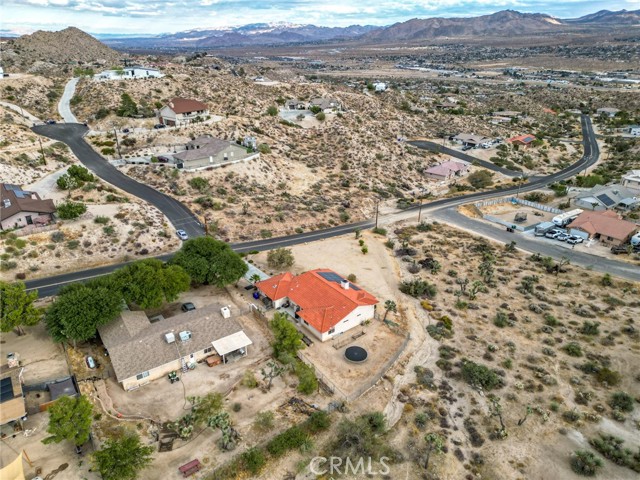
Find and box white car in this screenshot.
[567,236,584,245]
[176,229,189,241]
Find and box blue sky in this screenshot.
[2,0,635,35]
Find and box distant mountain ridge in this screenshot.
[565,9,640,24]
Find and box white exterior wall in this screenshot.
[299,304,375,342]
[629,127,640,136]
[0,211,48,230]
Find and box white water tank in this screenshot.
[165,332,175,344]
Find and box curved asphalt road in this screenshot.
[32,123,204,239]
[27,115,635,296]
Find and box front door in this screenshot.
[25,215,33,225]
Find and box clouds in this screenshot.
[2,0,630,34]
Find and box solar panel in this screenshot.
[317,271,361,290]
[596,194,615,207]
[0,377,14,403]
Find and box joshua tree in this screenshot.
[383,300,397,321]
[423,432,445,469]
[261,361,285,391]
[249,274,261,284]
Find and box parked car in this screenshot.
[157,156,170,163]
[545,229,563,239]
[46,119,57,125]
[122,128,130,133]
[176,229,188,240]
[86,356,96,369]
[610,244,640,254]
[181,302,196,312]
[567,236,584,245]
[154,124,166,129]
[481,143,491,149]
[462,145,472,151]
[556,233,571,242]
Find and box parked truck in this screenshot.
[552,209,583,227]
[534,221,557,236]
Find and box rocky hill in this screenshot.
[363,10,564,42]
[566,9,640,24]
[3,27,122,73]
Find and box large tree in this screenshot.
[0,281,42,335]
[111,259,190,309]
[172,237,247,287]
[267,248,295,270]
[43,395,93,446]
[45,281,122,343]
[270,312,304,361]
[92,431,154,480]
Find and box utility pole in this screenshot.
[113,127,122,159]
[374,198,380,230]
[37,137,46,165]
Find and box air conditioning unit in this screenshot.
[221,306,231,319]
[165,332,175,344]
[179,331,192,342]
[340,280,350,290]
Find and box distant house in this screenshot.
[493,110,521,118]
[373,82,387,92]
[508,134,536,147]
[285,99,307,111]
[308,97,341,113]
[95,66,163,81]
[0,183,56,231]
[567,210,638,246]
[566,109,583,116]
[242,136,257,150]
[173,135,259,171]
[452,133,491,147]
[574,184,639,212]
[158,97,209,126]
[627,125,640,136]
[0,366,26,426]
[596,107,620,118]
[425,160,470,181]
[436,102,457,110]
[255,269,378,342]
[99,304,252,391]
[621,170,640,194]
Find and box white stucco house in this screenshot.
[95,66,163,81]
[255,269,378,342]
[158,97,209,126]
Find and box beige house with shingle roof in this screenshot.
[173,136,259,171]
[99,304,252,391]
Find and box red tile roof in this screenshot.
[166,97,208,114]
[568,210,638,240]
[256,269,378,334]
[508,134,536,145]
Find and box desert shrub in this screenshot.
[94,216,110,224]
[258,143,271,154]
[580,321,600,336]
[232,403,242,412]
[306,411,331,433]
[267,247,294,269]
[57,201,87,220]
[601,273,613,287]
[468,170,494,189]
[14,239,27,249]
[609,392,635,412]
[589,434,640,472]
[595,368,621,386]
[295,361,318,394]
[241,447,266,475]
[372,227,387,235]
[253,411,274,433]
[66,240,80,250]
[493,311,509,328]
[242,370,258,388]
[266,106,278,116]
[563,410,582,423]
[347,273,357,282]
[188,177,209,192]
[461,360,502,391]
[563,342,583,357]
[570,450,603,476]
[101,147,116,155]
[543,313,559,326]
[266,426,307,457]
[399,279,437,299]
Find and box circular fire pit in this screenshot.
[344,346,368,363]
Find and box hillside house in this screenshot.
[0,183,55,230]
[567,210,638,246]
[425,160,469,181]
[621,170,640,194]
[95,66,163,81]
[99,304,252,391]
[508,134,536,147]
[596,107,620,118]
[285,99,307,110]
[308,97,342,113]
[452,133,491,148]
[173,136,259,171]
[242,136,257,150]
[158,97,209,126]
[627,125,640,136]
[493,110,521,118]
[574,185,639,212]
[255,269,378,342]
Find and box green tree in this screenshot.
[57,201,87,220]
[295,361,318,394]
[423,432,445,470]
[309,105,322,114]
[43,395,93,446]
[467,170,495,189]
[45,281,122,343]
[111,259,190,309]
[316,112,326,121]
[267,247,295,269]
[383,300,397,321]
[56,174,80,194]
[270,312,304,361]
[0,281,43,335]
[172,237,247,287]
[92,431,154,480]
[116,93,138,117]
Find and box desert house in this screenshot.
[285,99,307,110]
[0,365,26,426]
[255,269,378,342]
[627,125,640,136]
[507,134,536,147]
[424,160,470,181]
[242,136,257,150]
[573,184,639,212]
[158,97,209,126]
[596,107,620,118]
[621,170,640,194]
[0,183,56,230]
[452,133,491,148]
[95,66,163,81]
[308,97,342,113]
[567,210,638,246]
[493,110,521,118]
[373,82,387,92]
[99,304,252,391]
[173,135,259,171]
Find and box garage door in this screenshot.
[569,229,589,240]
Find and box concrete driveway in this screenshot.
[58,77,79,123]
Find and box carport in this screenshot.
[212,331,252,364]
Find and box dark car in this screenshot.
[181,302,196,312]
[462,145,472,151]
[122,128,130,133]
[154,124,166,129]
[157,156,170,163]
[46,119,57,125]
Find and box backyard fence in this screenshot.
[473,196,562,214]
[12,224,57,238]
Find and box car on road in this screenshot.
[176,229,188,240]
[611,244,640,254]
[556,233,571,242]
[481,143,491,149]
[154,124,166,129]
[46,119,57,124]
[181,302,196,312]
[545,229,563,239]
[86,356,96,369]
[157,156,170,163]
[567,236,584,245]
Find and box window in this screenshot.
[303,320,309,326]
[328,327,335,334]
[136,371,149,380]
[204,347,213,354]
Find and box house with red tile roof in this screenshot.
[255,269,378,342]
[567,210,638,246]
[158,97,209,126]
[508,134,536,147]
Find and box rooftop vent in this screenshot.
[221,306,231,319]
[340,280,350,290]
[179,331,192,342]
[165,332,175,344]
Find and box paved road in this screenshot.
[0,101,42,123]
[407,140,519,177]
[27,115,629,296]
[31,123,204,239]
[58,77,79,123]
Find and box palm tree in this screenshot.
[250,274,261,285]
[383,300,397,321]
